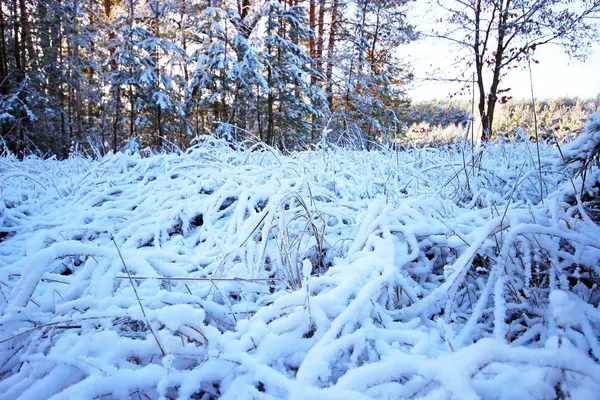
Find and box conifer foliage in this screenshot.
[0,0,416,157]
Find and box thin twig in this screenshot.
[115,276,280,282]
[111,236,166,357]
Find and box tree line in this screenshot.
[0,0,415,157]
[407,96,600,140]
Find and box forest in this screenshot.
[1,1,600,399]
[2,0,599,156]
[1,0,418,156]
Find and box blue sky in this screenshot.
[404,2,600,101]
[406,42,600,101]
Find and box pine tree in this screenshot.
[325,0,415,148]
[0,0,413,155]
[262,0,327,148]
[187,4,242,139]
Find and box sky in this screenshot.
[403,2,600,102]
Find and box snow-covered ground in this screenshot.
[1,137,599,399]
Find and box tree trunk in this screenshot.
[267,65,274,145]
[180,0,189,82]
[309,0,326,141]
[0,6,8,96]
[104,0,120,152]
[482,0,511,142]
[127,0,135,140]
[13,0,28,157]
[473,0,487,142]
[58,19,67,152]
[256,89,263,141]
[12,0,20,74]
[129,84,135,138]
[87,10,96,129]
[326,0,339,109]
[18,0,28,71]
[0,5,8,145]
[152,4,163,148]
[73,0,82,140]
[309,0,316,84]
[316,0,325,77]
[66,17,74,151]
[113,85,120,153]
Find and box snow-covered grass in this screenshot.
[1,137,599,399]
[405,122,469,146]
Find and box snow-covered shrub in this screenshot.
[562,110,600,177]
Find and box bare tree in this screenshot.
[431,0,600,141]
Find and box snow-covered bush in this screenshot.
[562,110,600,177]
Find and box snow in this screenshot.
[550,290,579,329]
[1,136,599,399]
[561,110,600,175]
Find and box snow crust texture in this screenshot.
[1,137,599,399]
